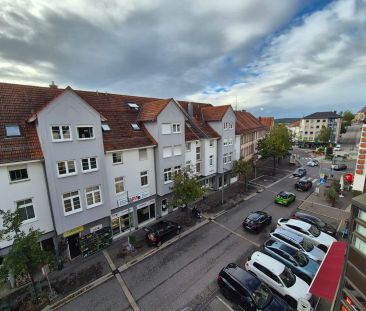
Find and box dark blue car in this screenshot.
[218,263,289,310]
[263,239,320,284]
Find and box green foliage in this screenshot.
[324,187,338,207]
[342,110,355,124]
[232,157,253,191]
[316,126,332,143]
[331,180,341,194]
[257,124,292,174]
[0,209,23,240]
[325,146,333,160]
[171,168,205,209]
[341,122,347,134]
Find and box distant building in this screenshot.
[258,117,275,130]
[299,111,342,144]
[354,107,366,122]
[334,193,366,311]
[287,120,300,142]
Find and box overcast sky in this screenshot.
[1,0,365,118]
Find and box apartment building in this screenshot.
[235,111,268,161]
[287,120,301,142]
[0,82,265,261]
[299,111,342,144]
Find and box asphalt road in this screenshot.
[60,168,322,311]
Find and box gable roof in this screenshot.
[303,111,341,119]
[200,105,231,121]
[235,111,268,135]
[259,116,275,128]
[288,120,300,127]
[136,98,172,122]
[0,82,161,164]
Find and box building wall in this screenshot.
[0,161,54,250]
[201,138,217,177]
[144,100,186,196]
[36,91,111,235]
[300,118,341,143]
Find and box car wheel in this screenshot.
[157,241,162,247]
[284,295,297,308]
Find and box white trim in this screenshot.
[0,159,42,167]
[15,197,37,223]
[50,125,72,142]
[81,157,99,173]
[57,160,77,178]
[76,125,95,140]
[140,170,149,187]
[85,185,103,209]
[105,145,156,153]
[172,123,181,133]
[63,190,82,216]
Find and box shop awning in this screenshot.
[309,241,347,301]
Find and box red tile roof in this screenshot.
[289,120,300,127]
[201,105,231,121]
[235,111,268,135]
[185,123,200,141]
[259,117,275,129]
[0,82,162,164]
[136,99,172,122]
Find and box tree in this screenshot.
[232,157,253,191]
[257,124,292,175]
[0,209,55,301]
[170,168,205,210]
[316,126,332,144]
[342,110,355,126]
[324,187,338,207]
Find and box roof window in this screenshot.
[5,125,21,137]
[131,123,141,131]
[128,103,139,110]
[101,123,111,132]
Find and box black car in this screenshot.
[295,178,312,191]
[243,211,272,233]
[144,221,181,246]
[218,263,289,311]
[333,163,347,171]
[293,167,307,177]
[292,212,336,237]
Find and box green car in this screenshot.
[274,191,296,206]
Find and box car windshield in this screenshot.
[314,218,326,228]
[293,251,309,267]
[300,238,314,251]
[252,283,273,309]
[309,225,321,237]
[279,267,296,288]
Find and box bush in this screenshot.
[324,187,338,207]
[331,180,341,194]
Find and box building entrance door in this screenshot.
[67,234,81,259]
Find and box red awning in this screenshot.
[309,241,347,301]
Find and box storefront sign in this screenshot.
[63,225,84,238]
[90,224,103,233]
[112,207,133,219]
[136,198,155,209]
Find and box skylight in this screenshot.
[5,125,21,137]
[128,103,139,110]
[131,123,141,131]
[101,123,111,132]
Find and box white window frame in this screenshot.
[196,146,201,161]
[140,171,149,187]
[5,124,21,137]
[16,198,36,224]
[174,165,181,175]
[228,138,233,145]
[223,153,228,164]
[223,139,228,146]
[164,168,172,184]
[76,125,95,140]
[186,142,191,152]
[209,140,214,147]
[8,167,29,183]
[163,146,172,158]
[223,122,227,130]
[196,162,201,173]
[57,160,77,177]
[139,148,147,161]
[209,155,214,166]
[51,125,72,142]
[115,176,125,194]
[228,152,232,163]
[63,190,82,216]
[229,122,233,129]
[85,185,103,208]
[173,145,182,156]
[81,157,98,173]
[112,152,123,164]
[172,123,181,133]
[162,123,171,135]
[186,160,191,171]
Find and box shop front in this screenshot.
[111,207,134,238]
[137,199,156,227]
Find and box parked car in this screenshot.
[245,251,312,307]
[306,159,319,167]
[217,263,289,311]
[292,212,337,237]
[274,191,296,206]
[277,218,336,252]
[334,144,342,151]
[263,239,320,285]
[293,167,306,178]
[243,211,272,233]
[295,178,312,191]
[144,221,181,246]
[270,228,325,263]
[332,163,347,171]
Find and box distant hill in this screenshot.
[275,118,300,124]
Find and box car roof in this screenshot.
[149,221,173,230]
[223,263,261,291]
[273,228,304,243]
[285,219,311,230]
[247,211,266,219]
[294,212,319,222]
[251,251,285,275]
[269,240,298,256]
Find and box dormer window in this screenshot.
[131,123,141,131]
[101,123,111,132]
[128,103,139,110]
[5,125,21,137]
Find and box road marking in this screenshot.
[288,176,294,179]
[312,178,318,183]
[216,296,235,311]
[211,219,261,248]
[103,249,116,271]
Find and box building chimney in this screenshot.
[188,102,193,117]
[49,81,58,89]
